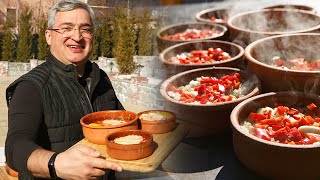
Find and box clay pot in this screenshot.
[138,110,177,134]
[227,9,320,46]
[156,22,228,53]
[230,91,320,179]
[195,8,230,25]
[106,130,154,160]
[263,4,316,13]
[5,163,18,177]
[160,67,261,136]
[159,40,244,76]
[245,33,320,93]
[80,110,138,145]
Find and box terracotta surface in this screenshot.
[159,40,244,76]
[138,110,177,134]
[245,33,320,93]
[156,22,228,53]
[263,4,316,13]
[230,92,320,179]
[160,67,261,136]
[80,110,139,145]
[5,164,18,177]
[227,9,320,46]
[106,130,154,160]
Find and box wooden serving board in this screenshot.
[78,124,189,172]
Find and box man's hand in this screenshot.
[54,144,122,180]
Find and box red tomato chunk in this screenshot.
[242,103,320,145]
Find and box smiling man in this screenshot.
[5,0,123,179]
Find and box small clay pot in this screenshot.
[106,130,154,160]
[245,33,320,93]
[80,110,139,145]
[159,40,244,76]
[5,163,18,177]
[156,22,228,53]
[227,9,320,46]
[160,66,261,136]
[230,91,320,179]
[138,110,177,134]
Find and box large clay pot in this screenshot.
[245,33,320,93]
[227,9,320,46]
[230,91,320,179]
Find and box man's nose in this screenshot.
[71,29,83,41]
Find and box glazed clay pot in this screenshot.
[195,8,230,25]
[106,130,154,160]
[80,110,138,145]
[160,67,261,136]
[227,9,320,46]
[5,163,18,177]
[159,40,244,76]
[263,4,316,13]
[245,33,320,93]
[230,92,320,179]
[156,22,228,53]
[138,110,177,134]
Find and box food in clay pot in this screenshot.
[138,110,177,134]
[160,66,261,136]
[157,22,228,53]
[230,91,320,179]
[106,130,154,160]
[80,110,138,145]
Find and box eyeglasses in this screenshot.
[48,26,93,39]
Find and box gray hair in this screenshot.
[48,0,95,28]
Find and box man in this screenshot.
[5,0,123,179]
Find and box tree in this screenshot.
[16,6,32,62]
[37,14,49,60]
[1,19,15,61]
[137,8,153,56]
[112,7,136,74]
[99,17,113,58]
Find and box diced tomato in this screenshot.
[274,58,285,66]
[272,124,283,131]
[260,118,279,125]
[306,133,320,142]
[287,108,299,115]
[307,103,317,110]
[191,50,204,56]
[272,128,288,143]
[276,106,288,115]
[248,112,266,123]
[300,137,313,145]
[288,127,302,142]
[304,116,315,124]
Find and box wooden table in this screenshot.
[78,124,189,172]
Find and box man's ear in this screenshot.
[45,30,51,45]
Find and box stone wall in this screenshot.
[0,56,166,110]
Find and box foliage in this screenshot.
[99,17,113,58]
[37,14,49,60]
[137,9,153,56]
[16,6,32,62]
[112,7,136,74]
[1,19,15,61]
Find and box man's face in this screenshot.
[45,8,93,66]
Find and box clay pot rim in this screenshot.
[195,7,230,24]
[106,130,153,149]
[159,40,244,67]
[245,33,320,75]
[156,22,228,43]
[80,110,138,129]
[137,110,176,124]
[160,66,261,107]
[230,91,320,149]
[227,9,320,35]
[263,4,316,13]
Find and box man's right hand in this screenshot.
[54,144,122,180]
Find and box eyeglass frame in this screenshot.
[47,26,94,39]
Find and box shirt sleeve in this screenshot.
[5,80,43,174]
